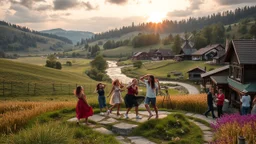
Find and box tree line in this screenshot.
[86,5,256,43]
[0,21,73,44]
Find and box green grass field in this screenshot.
[122,60,222,80]
[0,58,96,96]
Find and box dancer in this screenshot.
[140,74,160,120]
[75,86,93,125]
[215,89,225,118]
[124,79,144,119]
[240,90,251,115]
[204,87,216,118]
[95,83,108,115]
[107,79,124,116]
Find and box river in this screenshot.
[106,61,200,94]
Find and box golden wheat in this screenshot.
[0,101,75,134]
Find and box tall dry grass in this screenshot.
[156,94,207,114]
[0,101,75,134]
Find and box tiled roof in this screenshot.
[201,65,229,78]
[192,44,224,56]
[226,40,256,64]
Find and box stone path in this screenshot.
[67,111,215,144]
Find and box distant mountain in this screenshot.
[0,21,73,54]
[41,28,94,44]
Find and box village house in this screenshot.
[175,40,197,60]
[187,67,206,81]
[132,49,173,60]
[132,52,149,60]
[191,44,225,61]
[201,39,256,110]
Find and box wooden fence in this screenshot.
[0,81,112,97]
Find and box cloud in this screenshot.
[35,4,52,11]
[53,0,98,10]
[167,0,204,17]
[214,0,256,5]
[9,0,46,9]
[5,4,47,23]
[105,0,129,5]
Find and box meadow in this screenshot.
[122,60,222,80]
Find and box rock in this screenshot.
[88,114,106,122]
[127,136,156,144]
[112,123,138,135]
[115,136,130,144]
[93,127,113,135]
[99,118,118,124]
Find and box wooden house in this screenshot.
[176,40,197,60]
[154,49,174,60]
[192,44,225,61]
[132,52,149,60]
[187,67,206,81]
[201,40,256,109]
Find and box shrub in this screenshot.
[66,61,72,66]
[56,61,62,69]
[7,122,72,144]
[133,60,142,68]
[167,74,171,78]
[211,114,256,144]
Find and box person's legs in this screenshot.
[144,97,153,118]
[204,105,211,117]
[245,107,250,115]
[241,106,246,115]
[210,105,216,118]
[135,106,139,116]
[219,105,223,117]
[151,98,158,119]
[117,104,121,115]
[217,105,221,118]
[107,104,116,115]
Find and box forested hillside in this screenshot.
[86,5,256,42]
[0,21,73,54]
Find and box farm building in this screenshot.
[212,51,226,65]
[132,49,173,60]
[191,44,225,61]
[187,67,206,81]
[176,40,197,60]
[132,52,149,60]
[201,39,256,110]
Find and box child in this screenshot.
[75,86,93,125]
[95,83,108,115]
[107,79,124,116]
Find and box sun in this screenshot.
[147,12,165,23]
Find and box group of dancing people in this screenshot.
[74,74,160,125]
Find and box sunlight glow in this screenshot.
[147,12,165,23]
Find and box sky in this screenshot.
[0,0,256,33]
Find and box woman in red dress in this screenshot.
[75,86,93,125]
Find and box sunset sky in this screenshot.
[0,0,256,33]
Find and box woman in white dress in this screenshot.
[107,79,124,116]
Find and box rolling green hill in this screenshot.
[0,25,73,56]
[41,28,94,45]
[0,59,95,96]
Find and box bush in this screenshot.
[66,61,72,66]
[167,74,171,78]
[7,122,72,144]
[133,60,142,68]
[56,61,62,69]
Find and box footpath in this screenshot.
[67,111,215,144]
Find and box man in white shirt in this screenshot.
[240,90,251,115]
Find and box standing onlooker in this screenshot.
[240,90,251,115]
[107,79,124,116]
[251,96,256,115]
[140,74,160,120]
[216,89,225,118]
[204,87,216,118]
[75,86,93,125]
[95,83,108,115]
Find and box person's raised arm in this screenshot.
[156,78,160,90]
[140,74,149,82]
